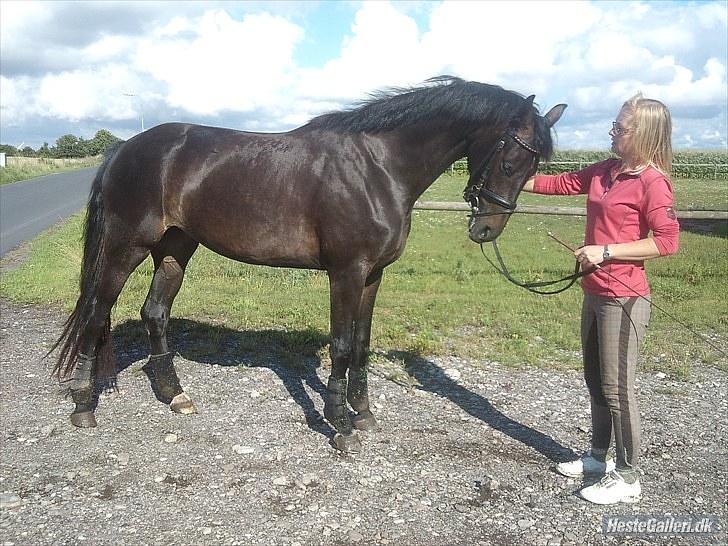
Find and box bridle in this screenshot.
[463,130,591,295]
[463,130,540,217]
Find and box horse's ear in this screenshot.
[544,104,568,127]
[511,95,537,127]
[522,95,536,114]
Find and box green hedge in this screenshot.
[452,150,728,179]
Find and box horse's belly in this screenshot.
[188,224,323,270]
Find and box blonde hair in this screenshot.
[622,93,673,173]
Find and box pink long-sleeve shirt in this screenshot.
[533,158,680,297]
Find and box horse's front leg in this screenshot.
[140,245,198,415]
[324,268,365,452]
[348,269,382,432]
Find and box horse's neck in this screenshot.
[389,125,470,204]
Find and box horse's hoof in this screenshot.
[333,432,361,453]
[170,393,197,414]
[70,411,97,428]
[352,411,378,432]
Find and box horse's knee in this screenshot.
[141,301,167,338]
[330,338,353,367]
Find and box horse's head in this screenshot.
[464,97,567,243]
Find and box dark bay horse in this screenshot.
[52,76,566,452]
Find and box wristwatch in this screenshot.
[603,245,613,260]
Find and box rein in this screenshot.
[480,241,590,295]
[482,233,728,358]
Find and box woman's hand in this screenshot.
[575,239,662,266]
[575,245,604,268]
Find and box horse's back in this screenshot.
[101,123,321,264]
[101,122,404,269]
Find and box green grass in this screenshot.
[0,156,102,185]
[1,174,725,377]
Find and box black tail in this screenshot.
[49,143,123,384]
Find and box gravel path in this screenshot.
[1,299,725,545]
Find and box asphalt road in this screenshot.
[0,167,97,256]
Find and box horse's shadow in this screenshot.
[112,318,334,437]
[111,319,574,462]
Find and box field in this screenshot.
[1,171,725,377]
[452,150,728,180]
[0,156,102,185]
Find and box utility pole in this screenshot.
[123,93,145,132]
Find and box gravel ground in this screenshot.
[0,298,726,546]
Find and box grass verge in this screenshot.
[0,156,102,185]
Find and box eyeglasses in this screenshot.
[611,122,630,136]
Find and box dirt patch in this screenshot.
[1,299,726,545]
[0,241,33,273]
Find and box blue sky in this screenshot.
[1,0,726,150]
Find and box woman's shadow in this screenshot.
[389,350,576,463]
[111,318,574,462]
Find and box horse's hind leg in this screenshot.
[69,245,150,427]
[140,229,198,414]
[349,269,383,432]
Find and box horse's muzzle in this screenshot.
[469,224,491,243]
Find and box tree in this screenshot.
[87,129,122,155]
[0,144,18,156]
[37,143,51,157]
[53,134,87,158]
[1,129,123,159]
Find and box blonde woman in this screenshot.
[522,94,680,504]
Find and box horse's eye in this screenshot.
[502,161,513,176]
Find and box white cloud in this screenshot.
[134,10,304,115]
[0,1,51,42]
[36,65,139,121]
[422,0,601,83]
[296,2,426,101]
[0,0,726,149]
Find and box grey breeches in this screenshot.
[581,292,651,475]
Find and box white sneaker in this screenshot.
[579,470,641,505]
[555,450,615,478]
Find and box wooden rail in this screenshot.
[414,201,728,220]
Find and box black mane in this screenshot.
[303,76,554,160]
